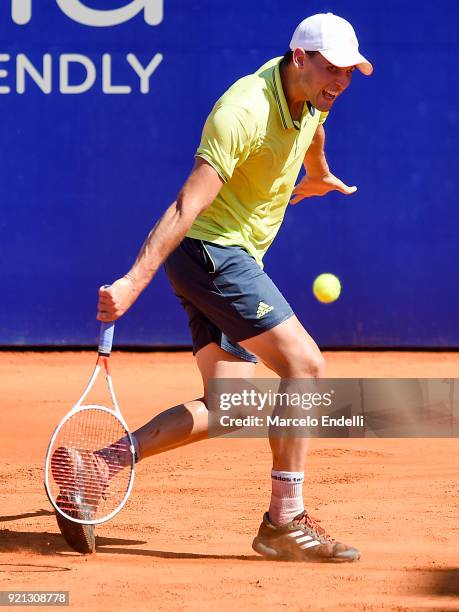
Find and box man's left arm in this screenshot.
[290,124,357,204]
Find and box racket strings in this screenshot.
[49,407,133,521]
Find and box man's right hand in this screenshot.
[97,277,139,322]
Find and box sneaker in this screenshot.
[252,511,360,562]
[51,446,109,510]
[55,493,95,554]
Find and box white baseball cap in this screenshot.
[290,13,373,76]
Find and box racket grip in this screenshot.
[99,322,115,356]
[98,285,115,356]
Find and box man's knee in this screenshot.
[308,352,326,378]
[279,351,326,378]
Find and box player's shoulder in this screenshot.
[217,57,282,121]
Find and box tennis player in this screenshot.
[94,13,373,561]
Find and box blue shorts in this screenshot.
[164,238,294,363]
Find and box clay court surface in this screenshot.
[1,351,458,611]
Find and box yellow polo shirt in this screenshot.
[187,56,328,267]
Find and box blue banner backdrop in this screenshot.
[1,1,458,347]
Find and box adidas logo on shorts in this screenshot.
[256,301,274,319]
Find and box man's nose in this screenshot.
[334,76,348,91]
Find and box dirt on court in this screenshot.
[1,351,458,611]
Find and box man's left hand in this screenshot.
[290,173,357,204]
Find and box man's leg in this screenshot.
[242,313,324,470]
[240,316,360,561]
[240,315,322,523]
[133,342,256,459]
[57,343,252,555]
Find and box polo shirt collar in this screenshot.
[273,60,316,131]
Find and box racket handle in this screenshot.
[98,284,115,356]
[99,322,115,356]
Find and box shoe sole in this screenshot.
[252,536,360,562]
[252,536,283,559]
[55,495,95,554]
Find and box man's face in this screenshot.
[297,51,356,112]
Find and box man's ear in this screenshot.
[292,48,307,69]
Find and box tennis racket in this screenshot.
[44,320,135,525]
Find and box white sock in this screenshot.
[131,434,141,463]
[268,470,304,526]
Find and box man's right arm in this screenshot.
[97,157,223,321]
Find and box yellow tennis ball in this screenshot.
[313,273,341,304]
